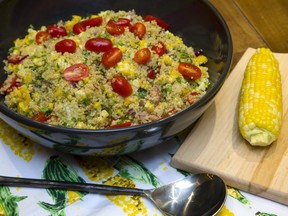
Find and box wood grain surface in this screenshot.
[172,48,288,205]
[233,0,288,53]
[209,0,288,68]
[209,0,266,68]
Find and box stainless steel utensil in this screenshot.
[0,173,226,216]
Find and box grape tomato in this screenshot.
[111,75,133,97]
[55,39,76,53]
[85,38,113,52]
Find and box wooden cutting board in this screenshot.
[171,48,288,205]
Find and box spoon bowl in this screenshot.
[0,173,226,216]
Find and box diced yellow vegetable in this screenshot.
[238,48,283,146]
[195,55,208,65]
[93,102,101,109]
[168,69,181,83]
[65,15,82,32]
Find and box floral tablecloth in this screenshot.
[0,119,287,216]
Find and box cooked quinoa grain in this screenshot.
[0,10,210,129]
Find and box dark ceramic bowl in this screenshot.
[0,0,232,155]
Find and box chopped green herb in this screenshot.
[138,88,148,98]
[82,50,90,57]
[179,52,192,63]
[82,98,91,105]
[161,84,172,93]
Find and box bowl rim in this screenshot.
[0,0,233,134]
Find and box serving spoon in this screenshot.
[0,173,226,216]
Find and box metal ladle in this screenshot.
[0,173,226,216]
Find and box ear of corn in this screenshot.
[238,48,283,146]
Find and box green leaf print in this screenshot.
[0,186,27,216]
[110,155,161,187]
[38,155,88,215]
[227,186,251,206]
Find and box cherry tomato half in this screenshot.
[130,22,146,39]
[47,25,67,38]
[106,20,125,35]
[32,112,50,122]
[102,47,123,68]
[107,121,132,129]
[133,48,151,65]
[55,39,76,54]
[35,31,50,44]
[111,75,133,97]
[85,38,113,52]
[178,62,202,80]
[64,63,90,82]
[152,41,166,56]
[144,15,169,30]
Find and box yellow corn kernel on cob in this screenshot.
[238,48,283,146]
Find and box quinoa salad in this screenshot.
[0,10,210,129]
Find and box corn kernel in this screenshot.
[119,46,126,53]
[48,103,54,109]
[83,77,90,83]
[195,55,208,65]
[162,55,172,66]
[139,40,147,48]
[176,37,183,45]
[94,102,101,109]
[55,88,62,98]
[165,43,173,50]
[18,102,28,114]
[15,39,24,47]
[167,32,174,38]
[145,101,155,112]
[73,38,81,46]
[124,97,132,106]
[140,80,150,90]
[156,73,166,84]
[7,64,17,72]
[130,40,136,48]
[23,71,32,84]
[76,122,86,129]
[181,87,190,96]
[65,15,82,32]
[168,69,181,83]
[12,49,20,55]
[33,92,39,99]
[18,86,31,102]
[116,109,123,116]
[117,60,135,77]
[107,92,113,98]
[110,37,115,43]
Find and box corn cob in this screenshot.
[238,48,283,146]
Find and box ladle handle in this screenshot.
[0,175,145,196]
